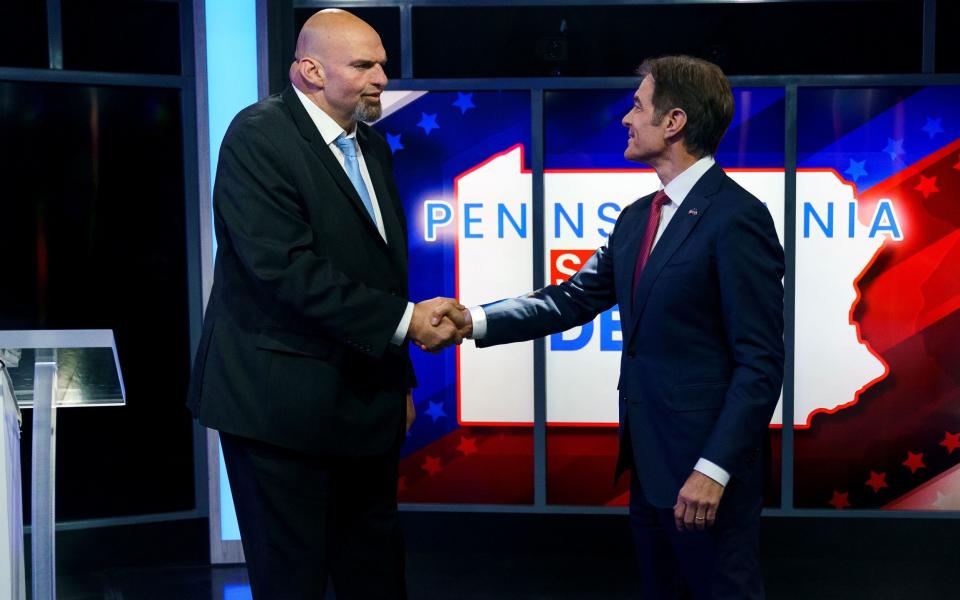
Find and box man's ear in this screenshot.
[663,108,687,140]
[299,57,325,88]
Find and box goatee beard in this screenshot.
[354,99,382,123]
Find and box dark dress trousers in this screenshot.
[477,164,785,598]
[187,86,415,599]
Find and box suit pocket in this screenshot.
[256,327,338,360]
[668,382,728,412]
[188,318,218,408]
[656,257,699,279]
[663,257,694,269]
[261,349,341,426]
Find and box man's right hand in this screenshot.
[431,303,472,339]
[408,297,467,352]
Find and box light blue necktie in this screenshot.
[334,134,377,225]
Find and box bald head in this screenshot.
[291,9,388,130]
[295,9,380,63]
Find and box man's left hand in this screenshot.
[405,391,415,433]
[674,470,725,532]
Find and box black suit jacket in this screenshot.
[187,86,415,456]
[478,164,784,507]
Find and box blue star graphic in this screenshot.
[424,401,447,423]
[417,112,439,135]
[386,132,404,153]
[453,92,476,114]
[883,138,905,161]
[921,117,944,139]
[844,158,868,183]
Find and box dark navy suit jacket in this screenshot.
[477,163,784,507]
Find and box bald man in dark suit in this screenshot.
[188,10,462,599]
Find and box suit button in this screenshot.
[627,351,636,359]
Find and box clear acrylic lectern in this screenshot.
[0,330,125,600]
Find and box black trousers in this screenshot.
[219,431,407,600]
[629,467,764,600]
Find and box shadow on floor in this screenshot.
[36,512,960,599]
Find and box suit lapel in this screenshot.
[614,194,653,327]
[281,87,389,250]
[626,164,724,345]
[357,125,408,271]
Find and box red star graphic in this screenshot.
[940,431,960,454]
[903,451,926,474]
[456,435,478,456]
[865,471,888,493]
[422,455,443,476]
[914,175,939,199]
[397,476,408,492]
[829,491,851,510]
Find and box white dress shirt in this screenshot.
[293,87,413,346]
[469,155,730,487]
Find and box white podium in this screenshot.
[1,351,25,600]
[0,330,125,600]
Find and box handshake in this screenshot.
[406,297,473,353]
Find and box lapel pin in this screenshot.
[688,208,699,216]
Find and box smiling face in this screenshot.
[295,11,388,130]
[621,76,667,165]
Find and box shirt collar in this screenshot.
[293,86,356,145]
[662,155,715,205]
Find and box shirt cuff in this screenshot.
[391,302,415,346]
[694,458,730,487]
[468,305,487,339]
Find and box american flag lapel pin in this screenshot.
[688,208,699,216]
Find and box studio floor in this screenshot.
[38,512,960,599]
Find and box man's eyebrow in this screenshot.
[350,59,387,66]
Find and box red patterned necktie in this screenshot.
[632,190,671,303]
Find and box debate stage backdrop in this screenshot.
[381,85,960,512]
[209,84,960,555]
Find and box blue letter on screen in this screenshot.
[464,203,483,239]
[869,199,903,240]
[555,203,584,238]
[597,202,620,238]
[803,202,834,238]
[599,308,622,351]
[424,201,453,242]
[498,203,527,239]
[848,202,856,239]
[550,322,593,351]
